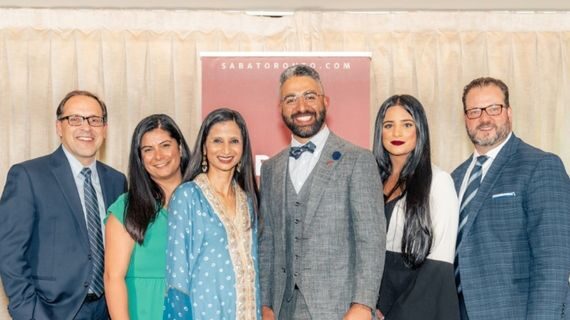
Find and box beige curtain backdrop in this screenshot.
[1,9,569,318]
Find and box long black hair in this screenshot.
[184,107,259,224]
[373,94,433,268]
[125,114,191,244]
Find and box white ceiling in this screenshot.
[0,0,570,11]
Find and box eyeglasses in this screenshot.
[464,104,506,119]
[281,91,324,106]
[58,114,106,127]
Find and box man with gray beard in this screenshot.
[258,65,385,320]
[451,77,570,320]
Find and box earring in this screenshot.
[236,161,242,173]
[201,155,208,173]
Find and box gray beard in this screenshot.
[467,121,511,147]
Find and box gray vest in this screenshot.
[282,165,317,303]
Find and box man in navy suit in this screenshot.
[0,91,126,320]
[452,77,570,319]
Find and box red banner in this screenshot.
[201,53,371,175]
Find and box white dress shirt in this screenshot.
[288,125,330,193]
[458,132,513,203]
[62,145,107,245]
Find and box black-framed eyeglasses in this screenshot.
[464,104,506,119]
[281,91,324,106]
[58,114,106,127]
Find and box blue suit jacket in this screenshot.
[0,146,126,320]
[452,134,570,319]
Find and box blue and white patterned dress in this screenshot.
[163,174,260,320]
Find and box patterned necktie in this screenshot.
[455,155,488,293]
[81,168,104,297]
[289,141,316,160]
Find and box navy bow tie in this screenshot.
[289,141,316,159]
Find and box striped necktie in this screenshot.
[81,168,104,297]
[455,155,488,293]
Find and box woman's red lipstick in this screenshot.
[391,140,405,146]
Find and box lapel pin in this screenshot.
[327,151,342,166]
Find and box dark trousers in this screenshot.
[74,294,109,320]
[458,292,469,320]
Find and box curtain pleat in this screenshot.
[1,10,570,318]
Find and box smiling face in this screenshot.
[280,76,328,143]
[381,105,417,160]
[140,128,182,185]
[204,120,243,176]
[56,95,107,166]
[464,84,512,154]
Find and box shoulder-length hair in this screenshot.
[125,114,191,244]
[185,107,259,223]
[372,94,433,268]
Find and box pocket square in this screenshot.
[492,192,516,198]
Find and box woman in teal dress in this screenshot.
[104,114,191,319]
[163,108,261,319]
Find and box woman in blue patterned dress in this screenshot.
[163,108,260,320]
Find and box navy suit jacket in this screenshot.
[0,146,126,320]
[452,134,570,319]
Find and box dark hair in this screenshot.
[462,77,510,110]
[56,90,108,121]
[185,108,259,224]
[125,114,191,244]
[373,94,433,268]
[279,64,324,92]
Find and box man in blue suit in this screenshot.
[452,77,570,319]
[0,90,126,320]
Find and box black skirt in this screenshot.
[377,251,460,320]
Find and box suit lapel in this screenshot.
[303,133,343,232]
[452,159,471,194]
[460,135,519,245]
[272,149,289,247]
[96,162,111,209]
[50,147,90,248]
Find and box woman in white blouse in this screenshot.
[373,94,460,320]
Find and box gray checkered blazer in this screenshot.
[259,132,385,318]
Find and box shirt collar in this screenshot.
[61,145,98,179]
[473,132,513,161]
[290,125,330,152]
